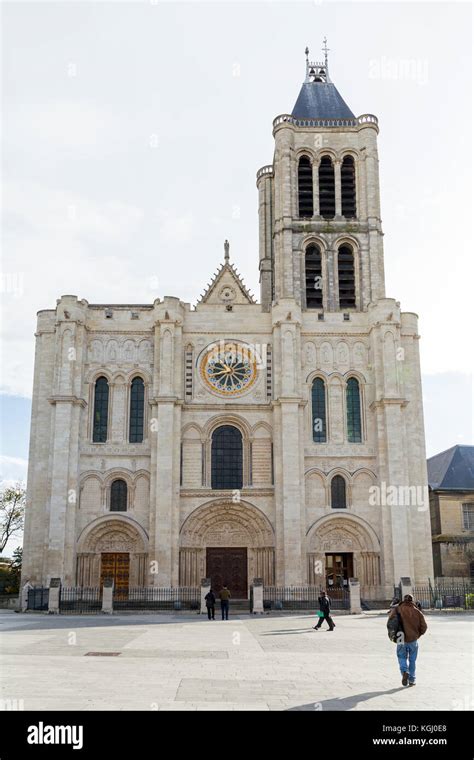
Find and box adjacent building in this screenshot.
[428,445,474,578]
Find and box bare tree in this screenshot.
[0,484,25,554]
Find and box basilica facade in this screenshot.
[22,51,434,601]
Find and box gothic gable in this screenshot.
[198,262,256,306]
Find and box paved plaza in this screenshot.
[0,610,472,711]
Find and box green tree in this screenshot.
[0,484,25,553]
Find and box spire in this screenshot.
[294,39,354,120]
[224,239,230,263]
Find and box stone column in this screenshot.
[48,578,61,614]
[272,308,305,585]
[312,158,320,217]
[349,578,362,614]
[252,578,264,614]
[200,578,211,615]
[334,159,342,217]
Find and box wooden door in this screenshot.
[325,553,353,588]
[100,553,130,594]
[206,547,248,598]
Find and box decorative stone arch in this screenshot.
[352,469,377,511]
[78,472,104,512]
[204,415,252,488]
[306,373,329,444]
[86,372,112,442]
[182,422,204,441]
[295,147,316,162]
[316,148,338,162]
[300,234,329,311]
[181,423,204,488]
[250,420,272,438]
[339,148,360,162]
[250,422,273,487]
[342,372,366,443]
[75,514,149,587]
[124,371,150,443]
[304,468,327,510]
[306,513,382,596]
[103,469,134,511]
[179,499,275,590]
[327,467,352,509]
[333,236,361,311]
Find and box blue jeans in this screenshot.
[221,601,229,620]
[396,640,418,683]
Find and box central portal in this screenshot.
[206,547,248,598]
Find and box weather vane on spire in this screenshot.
[322,36,330,68]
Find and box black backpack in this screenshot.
[387,606,405,643]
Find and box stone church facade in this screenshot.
[22,49,434,600]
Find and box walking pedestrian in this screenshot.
[205,589,216,620]
[219,584,231,620]
[387,594,427,686]
[313,590,335,631]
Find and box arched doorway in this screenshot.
[76,516,149,590]
[179,500,275,598]
[307,514,382,599]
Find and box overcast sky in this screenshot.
[1,2,472,553]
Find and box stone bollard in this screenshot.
[349,577,361,614]
[21,581,33,612]
[102,578,114,614]
[200,578,211,615]
[400,576,413,600]
[252,578,264,614]
[48,578,61,614]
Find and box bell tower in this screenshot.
[257,41,384,313]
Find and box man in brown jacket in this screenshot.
[388,594,427,686]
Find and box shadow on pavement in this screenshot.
[288,688,405,711]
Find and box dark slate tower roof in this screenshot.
[293,43,355,120]
[292,82,354,120]
[427,445,474,491]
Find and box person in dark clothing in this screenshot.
[388,594,427,686]
[219,585,231,620]
[313,590,335,631]
[205,589,216,620]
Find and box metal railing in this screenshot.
[262,585,349,611]
[413,581,474,610]
[27,587,49,611]
[59,587,102,614]
[112,587,200,611]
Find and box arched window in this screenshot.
[311,378,327,443]
[298,156,313,218]
[346,377,362,443]
[331,475,347,509]
[211,425,243,490]
[338,245,356,308]
[110,479,127,511]
[341,156,356,218]
[92,376,109,442]
[129,377,145,443]
[318,156,335,219]
[305,244,323,309]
